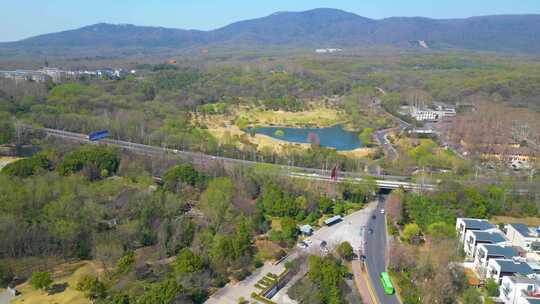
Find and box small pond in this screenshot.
[249,124,362,151]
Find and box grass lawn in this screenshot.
[490,216,540,227]
[12,261,102,304]
[255,240,283,261]
[237,107,344,128]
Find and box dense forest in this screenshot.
[0,142,376,303]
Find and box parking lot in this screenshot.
[301,202,376,257]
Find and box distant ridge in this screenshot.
[2,8,540,53]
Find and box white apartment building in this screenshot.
[487,258,534,284]
[500,275,540,304]
[456,218,495,243]
[506,224,540,253]
[464,229,508,258]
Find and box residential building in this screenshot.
[464,230,508,258]
[500,275,540,304]
[474,244,520,276]
[456,218,495,243]
[505,224,540,253]
[487,259,534,283]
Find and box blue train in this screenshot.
[87,130,109,141]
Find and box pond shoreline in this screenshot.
[248,124,363,151]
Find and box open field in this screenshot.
[236,107,345,128]
[490,216,540,227]
[12,261,102,304]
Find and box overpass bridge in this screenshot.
[40,127,434,191]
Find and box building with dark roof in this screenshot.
[475,244,520,275]
[487,259,534,283]
[456,218,495,243]
[465,230,508,258]
[506,224,540,253]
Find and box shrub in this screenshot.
[254,258,264,268]
[116,251,135,274]
[485,279,500,297]
[76,275,107,299]
[29,271,52,291]
[173,248,204,275]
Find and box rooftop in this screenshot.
[481,244,519,258]
[509,223,539,238]
[472,230,507,243]
[508,275,538,285]
[460,218,495,231]
[493,259,534,276]
[524,298,540,304]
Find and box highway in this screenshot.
[365,195,400,304]
[40,127,436,191]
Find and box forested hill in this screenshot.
[3,8,540,53]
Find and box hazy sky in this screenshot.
[2,0,540,42]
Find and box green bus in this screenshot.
[380,272,395,295]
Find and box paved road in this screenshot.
[365,195,400,304]
[0,290,13,304]
[205,258,290,304]
[374,129,398,161]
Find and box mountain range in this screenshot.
[2,8,540,53]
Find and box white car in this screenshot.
[380,209,385,214]
[297,242,307,249]
[304,238,312,245]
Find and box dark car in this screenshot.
[372,214,376,220]
[368,228,374,234]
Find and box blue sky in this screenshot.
[2,0,540,42]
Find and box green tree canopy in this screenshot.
[2,152,52,178]
[337,241,354,261]
[173,248,204,276]
[402,223,422,244]
[58,145,119,180]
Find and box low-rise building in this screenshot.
[500,276,540,304]
[487,259,534,284]
[456,218,495,243]
[464,230,508,258]
[505,224,540,253]
[475,244,520,276]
